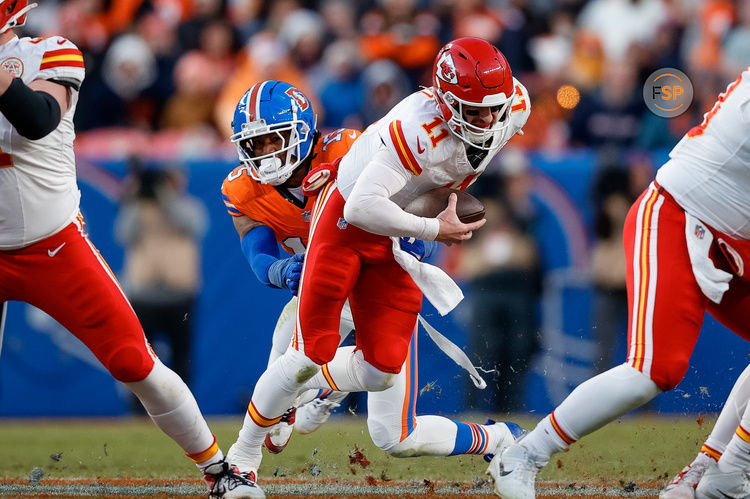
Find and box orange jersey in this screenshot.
[221,128,360,253]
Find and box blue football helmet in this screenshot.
[230,80,317,186]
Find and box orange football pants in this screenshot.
[294,184,422,373]
[624,183,750,391]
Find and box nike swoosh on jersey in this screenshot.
[416,137,425,154]
[349,130,357,139]
[48,242,66,257]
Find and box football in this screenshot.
[404,188,485,224]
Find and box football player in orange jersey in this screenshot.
[220,81,358,464]
[0,2,259,497]
[221,75,527,498]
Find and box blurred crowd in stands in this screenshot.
[18,0,750,154]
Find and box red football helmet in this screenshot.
[432,37,514,149]
[0,0,36,34]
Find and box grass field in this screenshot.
[0,412,714,497]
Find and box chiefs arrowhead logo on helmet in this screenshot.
[436,52,458,85]
[285,87,310,112]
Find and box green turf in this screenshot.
[0,413,713,486]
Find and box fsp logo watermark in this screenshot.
[643,68,693,118]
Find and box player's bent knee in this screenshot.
[651,361,689,391]
[303,334,340,365]
[278,347,321,385]
[367,426,419,457]
[367,419,401,454]
[359,361,396,392]
[367,338,410,375]
[106,345,155,382]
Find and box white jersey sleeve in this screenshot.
[34,36,85,89]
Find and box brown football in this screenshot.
[404,188,485,223]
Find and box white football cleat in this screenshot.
[660,453,712,499]
[483,420,529,463]
[203,460,265,499]
[263,407,295,454]
[294,391,348,435]
[695,461,750,499]
[487,443,538,499]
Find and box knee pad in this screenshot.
[304,333,341,365]
[365,336,410,373]
[650,357,690,391]
[367,417,400,454]
[106,344,154,382]
[355,351,397,392]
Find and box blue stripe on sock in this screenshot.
[450,420,476,455]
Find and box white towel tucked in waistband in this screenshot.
[390,237,463,315]
[685,213,732,304]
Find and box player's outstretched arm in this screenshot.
[434,193,486,245]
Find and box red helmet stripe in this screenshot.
[388,120,422,176]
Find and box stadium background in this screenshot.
[1,0,748,418]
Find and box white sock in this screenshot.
[125,361,220,470]
[706,364,750,457]
[522,364,661,465]
[520,415,570,467]
[718,394,750,475]
[234,348,319,461]
[718,424,750,473]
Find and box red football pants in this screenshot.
[0,217,155,382]
[624,183,750,391]
[294,185,422,373]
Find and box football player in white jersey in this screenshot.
[221,37,531,497]
[222,80,527,480]
[490,69,750,499]
[0,2,258,497]
[660,363,750,499]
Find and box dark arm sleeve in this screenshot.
[0,78,62,140]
